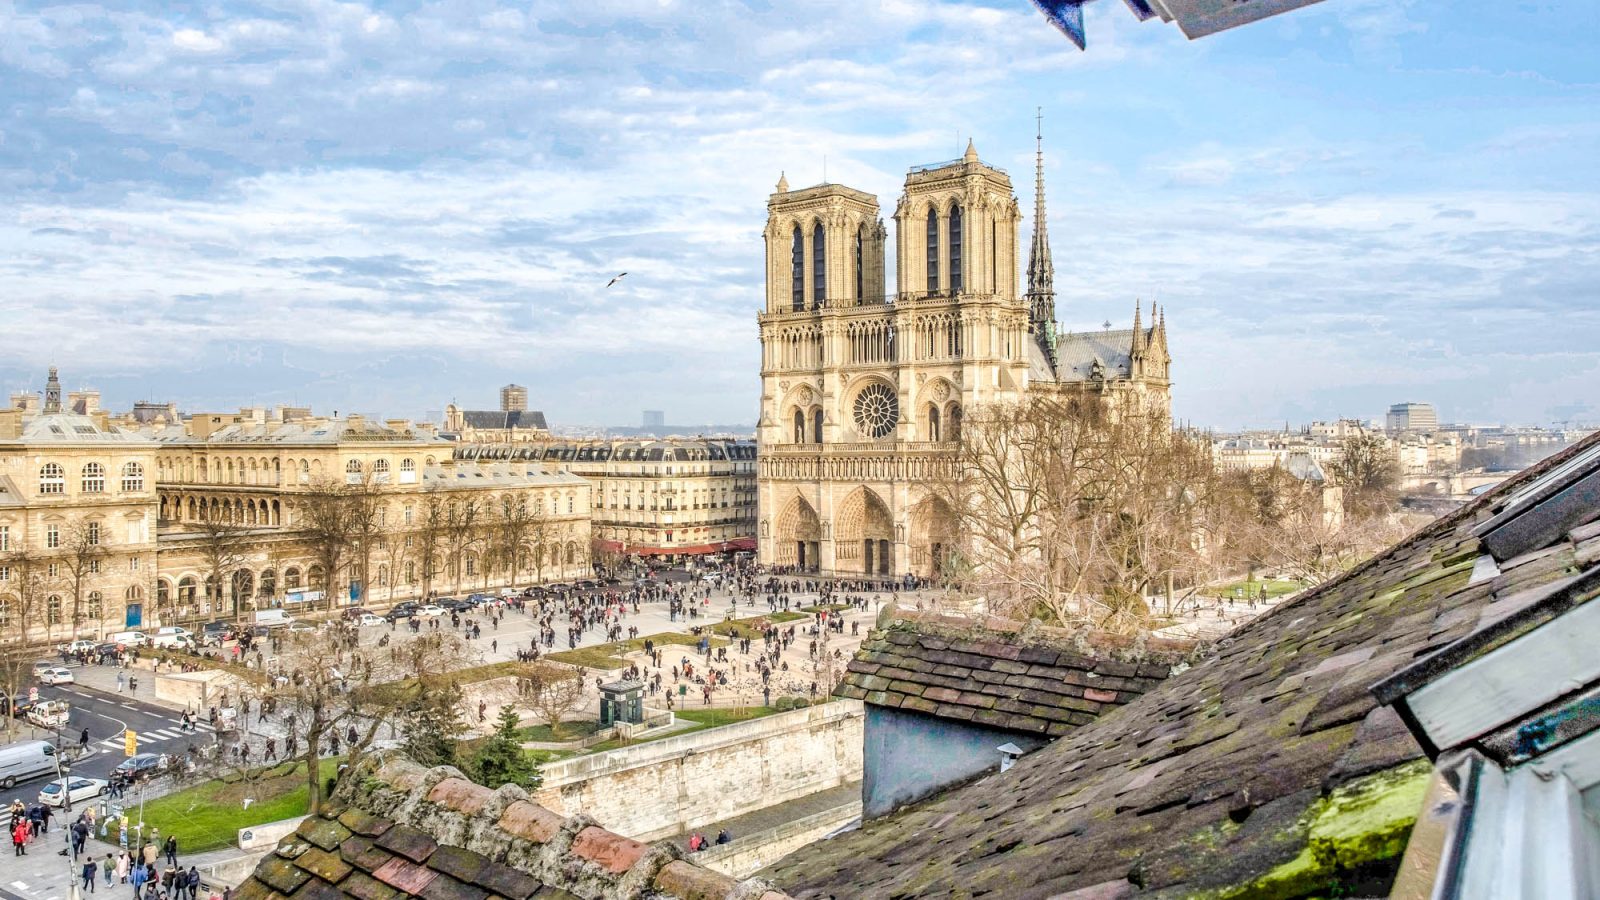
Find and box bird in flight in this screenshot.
[606,272,628,288]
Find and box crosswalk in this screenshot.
[97,719,215,749]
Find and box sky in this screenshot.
[1,0,1596,431]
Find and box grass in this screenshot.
[545,629,731,671]
[106,757,343,853]
[514,719,604,743]
[1207,577,1308,600]
[801,604,851,613]
[708,611,807,641]
[582,705,784,752]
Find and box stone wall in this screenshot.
[533,700,864,842]
[695,800,862,878]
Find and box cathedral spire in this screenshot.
[1025,108,1056,334]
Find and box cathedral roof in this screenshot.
[1052,329,1137,382]
[764,431,1600,899]
[457,409,549,432]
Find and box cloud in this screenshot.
[0,0,1594,429]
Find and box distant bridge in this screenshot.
[1400,471,1507,500]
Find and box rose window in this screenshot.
[853,383,899,439]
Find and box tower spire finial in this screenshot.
[1026,106,1056,340]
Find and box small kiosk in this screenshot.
[599,680,645,726]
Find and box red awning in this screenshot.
[601,537,756,556]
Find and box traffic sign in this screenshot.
[124,730,137,756]
[28,686,38,701]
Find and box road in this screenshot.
[0,672,216,810]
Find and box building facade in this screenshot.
[461,439,758,560]
[1,375,592,642]
[755,137,1171,578]
[1387,402,1439,434]
[0,400,159,641]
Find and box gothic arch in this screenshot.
[774,495,821,571]
[910,495,959,579]
[834,486,894,575]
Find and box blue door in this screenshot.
[125,603,143,627]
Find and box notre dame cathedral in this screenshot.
[755,132,1171,578]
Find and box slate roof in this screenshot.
[764,432,1600,899]
[835,609,1196,738]
[460,410,550,432]
[0,412,154,445]
[1054,328,1135,382]
[236,756,790,900]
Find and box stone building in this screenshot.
[0,371,592,641]
[0,380,159,639]
[461,439,758,561]
[148,415,591,619]
[756,134,1171,578]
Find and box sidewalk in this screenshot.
[1,820,252,900]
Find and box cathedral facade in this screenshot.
[755,137,1171,578]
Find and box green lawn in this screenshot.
[1207,578,1307,600]
[545,629,730,670]
[514,719,604,743]
[582,705,784,752]
[800,604,851,614]
[107,758,343,853]
[710,611,807,640]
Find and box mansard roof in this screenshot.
[457,409,549,432]
[1,412,155,446]
[766,432,1600,899]
[236,756,790,900]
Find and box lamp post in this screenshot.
[54,752,82,900]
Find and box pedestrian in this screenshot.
[10,818,25,855]
[129,861,147,897]
[187,865,201,900]
[81,726,91,749]
[103,852,116,887]
[117,671,125,693]
[117,850,130,883]
[164,834,178,867]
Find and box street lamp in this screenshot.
[54,752,83,900]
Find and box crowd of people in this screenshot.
[9,797,222,899]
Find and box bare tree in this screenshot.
[194,509,254,620]
[443,495,484,595]
[0,550,47,742]
[519,662,586,738]
[1331,432,1401,517]
[416,489,448,599]
[59,519,109,642]
[266,626,478,814]
[490,492,537,590]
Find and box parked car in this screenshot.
[106,631,149,647]
[38,776,108,808]
[27,699,71,728]
[36,667,74,685]
[199,622,235,646]
[415,605,447,618]
[112,753,169,783]
[93,642,122,658]
[56,639,97,655]
[286,621,317,634]
[1,694,38,719]
[31,661,57,678]
[384,603,419,622]
[150,627,194,649]
[356,614,385,627]
[442,599,473,612]
[342,608,373,622]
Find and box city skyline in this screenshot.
[2,1,1596,428]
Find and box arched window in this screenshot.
[374,459,391,483]
[812,222,826,305]
[345,459,363,483]
[121,462,145,492]
[926,208,940,292]
[259,569,276,598]
[298,460,310,484]
[927,404,942,442]
[400,458,416,483]
[178,577,198,603]
[949,205,963,292]
[812,408,823,444]
[793,409,806,444]
[947,403,963,441]
[156,580,170,606]
[39,463,65,494]
[791,226,805,311]
[855,225,865,302]
[82,462,105,493]
[285,567,302,590]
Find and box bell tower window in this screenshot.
[854,226,864,303]
[812,223,826,306]
[926,209,940,293]
[949,205,963,292]
[791,226,805,312]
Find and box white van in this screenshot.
[150,626,193,649]
[107,631,149,647]
[0,740,59,790]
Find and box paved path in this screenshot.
[667,781,861,852]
